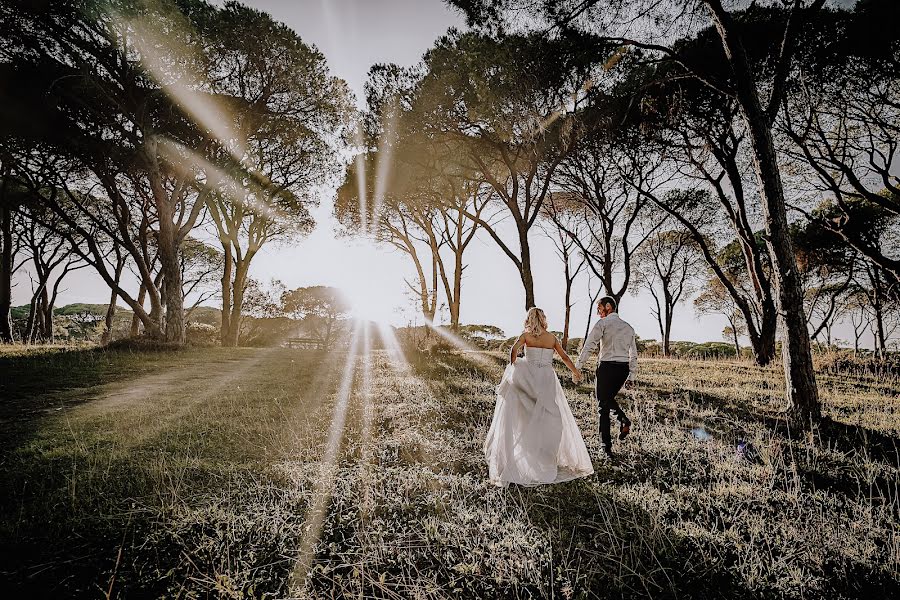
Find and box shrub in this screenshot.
[186,322,219,346]
[684,342,736,359]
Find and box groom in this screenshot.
[574,296,638,458]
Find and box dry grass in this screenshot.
[0,345,897,598]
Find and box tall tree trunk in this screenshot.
[583,285,602,341]
[509,220,537,310]
[102,287,117,345]
[430,251,438,319]
[157,210,185,344]
[562,255,572,348]
[450,250,462,331]
[220,244,233,346]
[872,302,886,360]
[224,258,249,347]
[130,283,147,337]
[0,201,13,343]
[24,281,44,344]
[743,116,819,422]
[870,268,887,359]
[707,1,820,424]
[663,293,673,357]
[732,327,740,358]
[41,286,52,342]
[101,257,125,344]
[519,226,535,310]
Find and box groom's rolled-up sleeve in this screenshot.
[575,321,602,371]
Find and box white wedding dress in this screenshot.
[484,346,594,487]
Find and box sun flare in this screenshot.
[334,241,410,325]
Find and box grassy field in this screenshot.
[0,338,898,598]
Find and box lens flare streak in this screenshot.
[121,16,246,164]
[156,138,290,224]
[423,320,497,369]
[370,101,398,232]
[375,321,410,373]
[289,322,363,593]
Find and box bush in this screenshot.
[239,317,296,347]
[816,349,900,377]
[186,322,219,346]
[427,339,455,356]
[684,342,736,359]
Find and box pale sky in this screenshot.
[12,0,881,348]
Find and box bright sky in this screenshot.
[209,0,731,341]
[12,0,877,347]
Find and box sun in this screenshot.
[344,285,397,323]
[333,241,409,325]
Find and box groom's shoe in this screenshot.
[618,419,631,441]
[602,447,615,459]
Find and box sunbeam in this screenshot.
[371,98,398,230]
[289,321,363,593]
[357,323,376,511]
[156,138,289,224]
[375,321,410,373]
[359,323,375,465]
[353,124,369,235]
[120,15,247,165]
[423,320,497,369]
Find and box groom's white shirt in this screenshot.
[574,313,638,380]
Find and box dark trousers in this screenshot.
[596,361,630,451]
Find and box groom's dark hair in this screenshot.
[599,296,617,312]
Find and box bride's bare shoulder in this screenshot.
[523,331,556,348]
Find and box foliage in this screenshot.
[457,324,507,350]
[185,321,218,346]
[281,286,352,350]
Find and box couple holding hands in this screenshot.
[484,297,638,487]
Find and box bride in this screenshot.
[484,307,594,487]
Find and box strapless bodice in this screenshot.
[524,346,554,367]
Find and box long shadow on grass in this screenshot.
[408,350,900,599]
[0,347,341,599]
[518,480,751,600]
[662,386,900,468]
[644,385,900,508]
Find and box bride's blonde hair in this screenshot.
[524,307,548,336]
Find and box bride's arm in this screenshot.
[509,333,525,364]
[554,337,582,382]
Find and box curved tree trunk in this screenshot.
[562,257,572,349]
[224,257,250,347]
[157,208,185,344]
[101,256,125,344]
[102,288,118,345]
[706,0,820,424]
[130,284,147,337]
[519,226,535,310]
[220,244,233,346]
[0,201,13,343]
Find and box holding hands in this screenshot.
[571,370,583,385]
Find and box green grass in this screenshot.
[0,343,898,598]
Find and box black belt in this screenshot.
[598,360,629,366]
